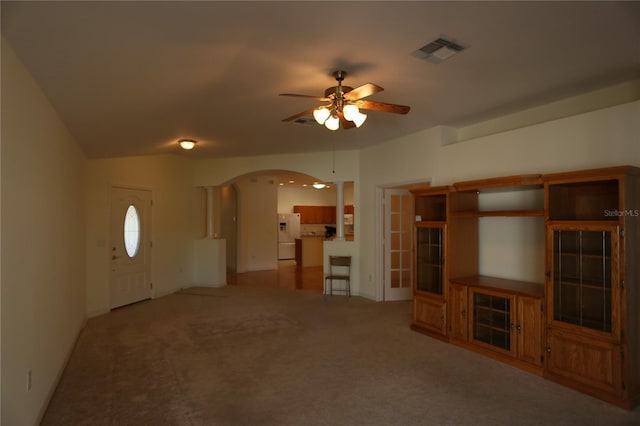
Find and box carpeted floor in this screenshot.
[42,285,640,425]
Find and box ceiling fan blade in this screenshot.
[282,107,318,122]
[279,93,330,101]
[343,83,384,101]
[338,112,357,129]
[358,100,411,115]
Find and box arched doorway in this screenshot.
[217,170,353,291]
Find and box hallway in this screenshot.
[226,261,324,292]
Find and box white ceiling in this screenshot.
[2,1,639,160]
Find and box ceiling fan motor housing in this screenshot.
[324,86,354,98]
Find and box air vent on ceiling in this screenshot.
[411,36,468,64]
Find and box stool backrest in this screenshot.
[329,256,351,267]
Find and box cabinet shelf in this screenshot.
[413,187,448,222]
[559,252,611,260]
[450,209,544,218]
[555,278,611,289]
[475,304,509,315]
[553,314,610,329]
[475,323,511,334]
[546,178,619,221]
[453,174,542,192]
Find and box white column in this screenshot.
[205,186,215,239]
[335,181,345,241]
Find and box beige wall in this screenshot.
[358,100,640,299]
[85,155,199,316]
[1,39,87,425]
[235,175,279,272]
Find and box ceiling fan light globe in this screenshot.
[353,112,367,128]
[179,139,196,150]
[313,108,330,125]
[325,115,340,131]
[342,104,360,121]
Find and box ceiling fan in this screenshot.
[279,70,410,130]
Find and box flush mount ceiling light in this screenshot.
[179,139,196,150]
[312,182,327,189]
[411,36,468,64]
[280,70,410,131]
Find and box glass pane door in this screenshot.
[552,229,615,332]
[415,226,443,294]
[472,291,512,351]
[384,189,414,301]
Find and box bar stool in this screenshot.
[324,256,351,298]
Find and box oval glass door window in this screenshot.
[124,205,141,258]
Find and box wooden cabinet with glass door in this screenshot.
[543,166,640,409]
[411,187,450,340]
[449,276,544,374]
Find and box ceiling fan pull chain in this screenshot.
[332,140,336,174]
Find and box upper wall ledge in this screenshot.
[439,79,640,146]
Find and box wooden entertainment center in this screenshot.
[411,165,640,409]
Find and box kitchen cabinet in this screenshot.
[295,237,324,267]
[293,205,354,224]
[294,205,335,224]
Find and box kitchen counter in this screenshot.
[295,236,325,267]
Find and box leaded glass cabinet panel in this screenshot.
[415,225,444,295]
[550,225,619,335]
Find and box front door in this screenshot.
[383,189,413,301]
[110,187,152,309]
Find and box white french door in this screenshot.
[383,189,414,301]
[110,187,152,309]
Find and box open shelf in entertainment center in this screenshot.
[450,209,544,218]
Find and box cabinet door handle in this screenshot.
[546,347,552,353]
[516,324,522,334]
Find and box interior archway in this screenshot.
[217,170,353,291]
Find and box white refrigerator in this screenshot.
[277,213,301,260]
